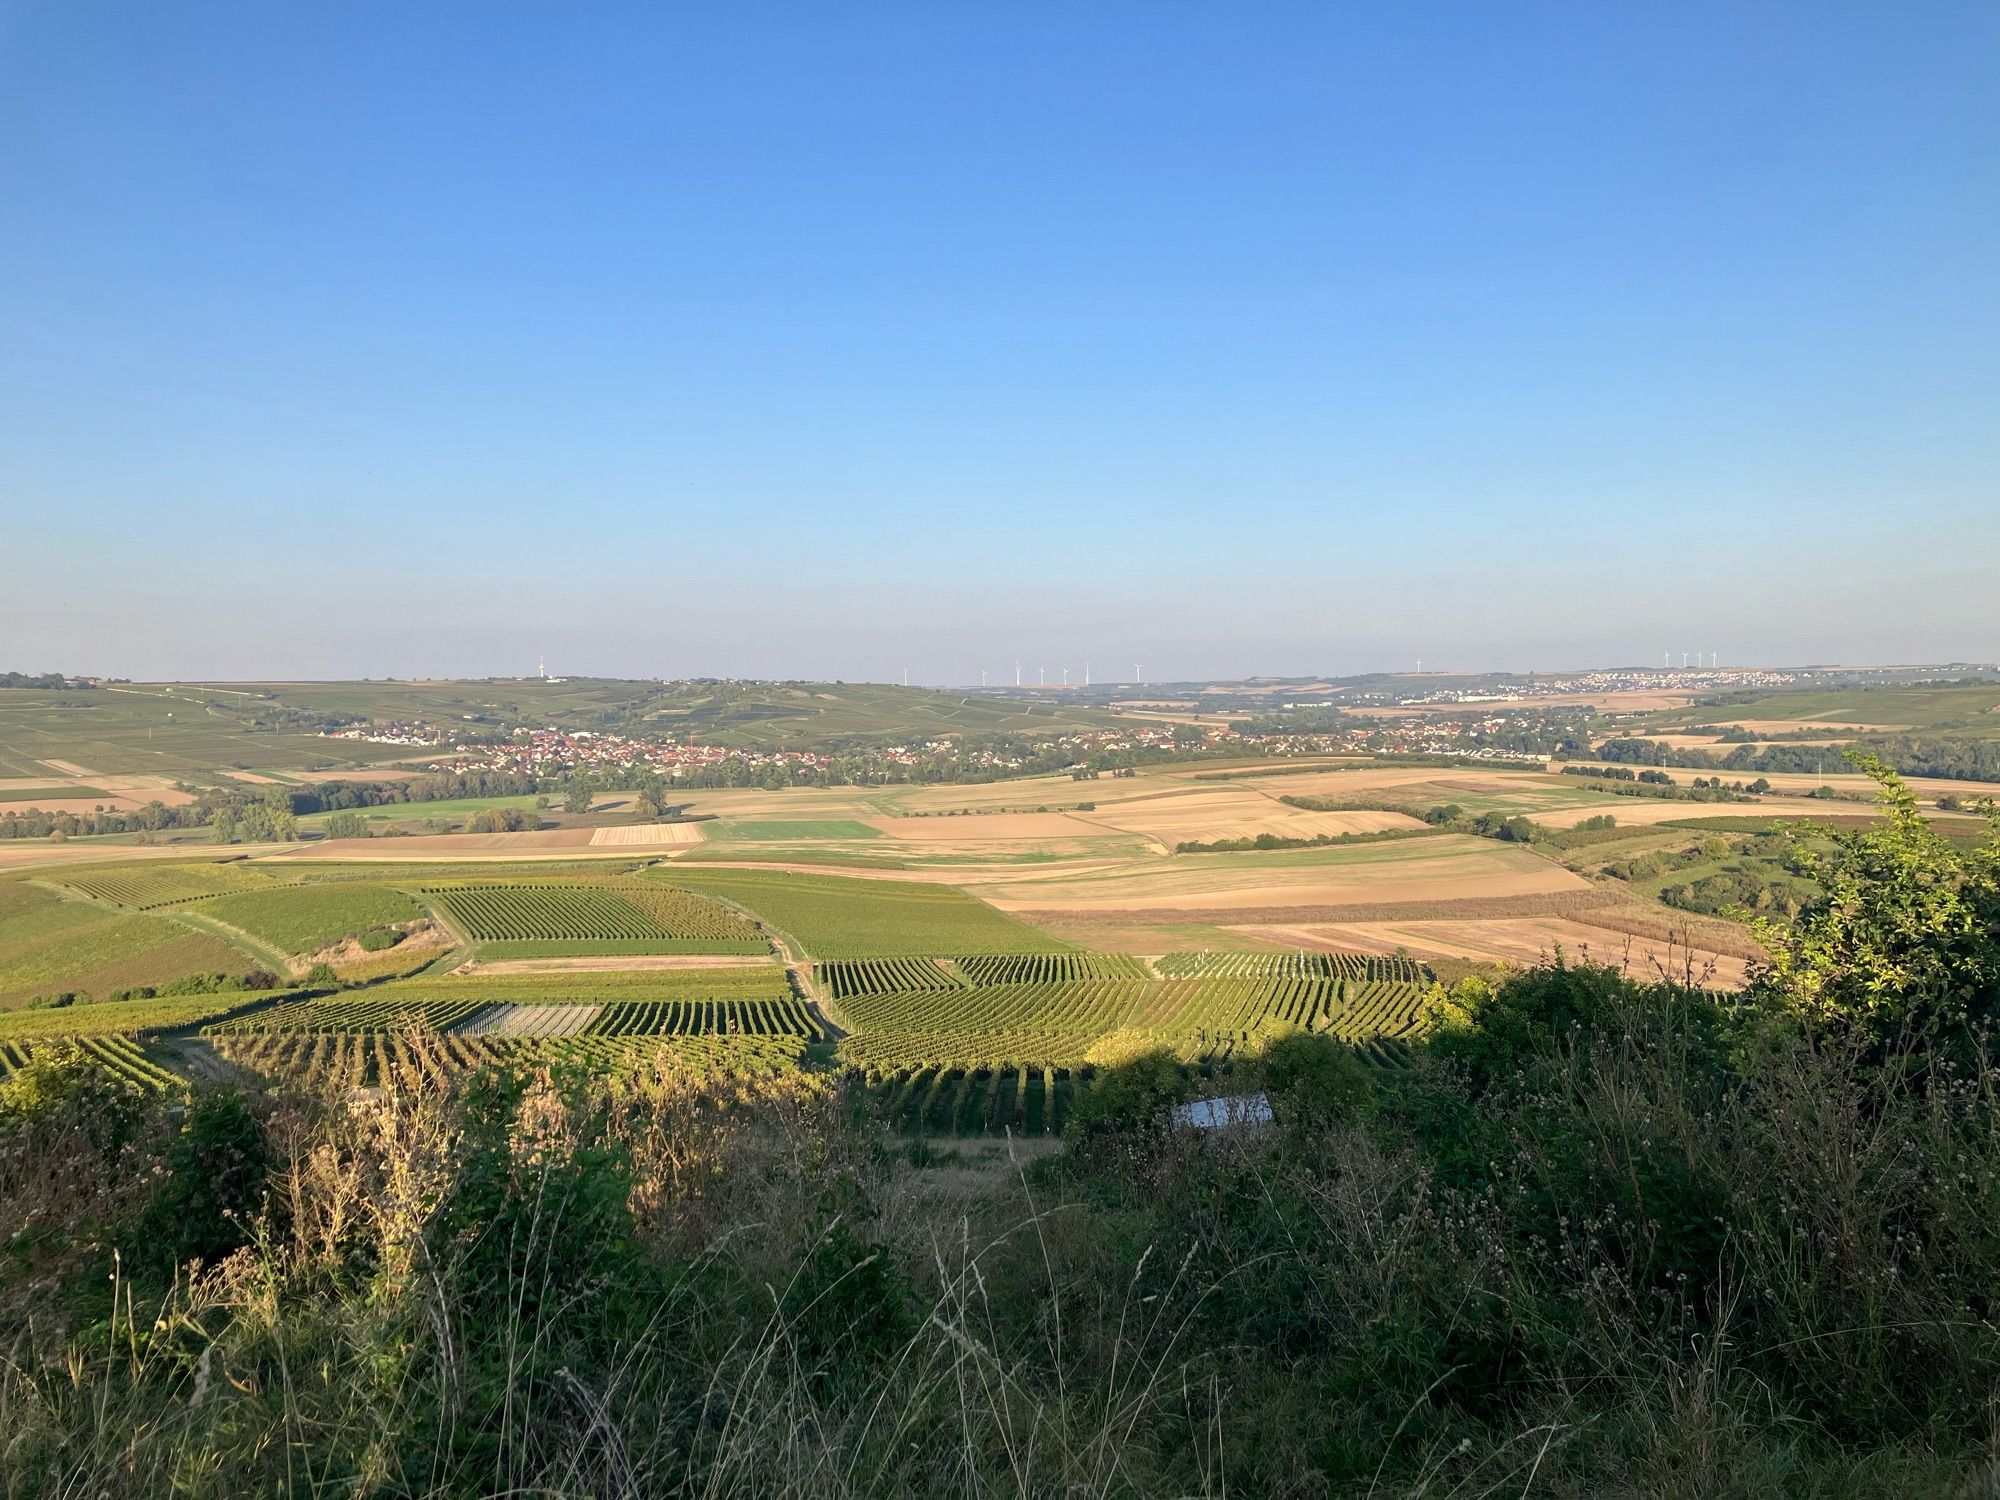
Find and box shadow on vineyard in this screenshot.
[2,770,1999,1495]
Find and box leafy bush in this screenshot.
[129,1089,268,1275]
[1261,1031,1371,1127]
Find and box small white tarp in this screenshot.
[1170,1093,1274,1131]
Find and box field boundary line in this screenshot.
[679,881,854,1031]
[166,909,299,976]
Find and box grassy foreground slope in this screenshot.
[1,770,1997,1493]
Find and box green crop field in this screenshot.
[312,793,550,828]
[0,881,109,950]
[0,912,257,1007]
[0,785,110,802]
[194,883,427,956]
[662,868,1070,958]
[710,820,884,841]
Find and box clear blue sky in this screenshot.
[3,3,1996,682]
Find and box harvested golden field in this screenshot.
[1238,916,1755,989]
[1528,795,1856,829]
[967,834,1590,918]
[1723,718,1912,735]
[1080,787,1424,845]
[587,822,707,847]
[288,767,431,783]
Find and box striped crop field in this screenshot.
[0,1034,186,1092]
[868,1064,1099,1138]
[588,997,831,1041]
[819,951,1149,999]
[953,953,1151,986]
[361,970,796,1013]
[1154,950,1428,983]
[818,957,963,999]
[0,992,288,1039]
[837,950,1437,1135]
[50,862,281,911]
[456,1003,601,1038]
[661,868,1070,957]
[211,1030,807,1089]
[207,994,491,1035]
[423,882,765,955]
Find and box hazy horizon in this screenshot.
[22,657,2000,691]
[4,4,1996,681]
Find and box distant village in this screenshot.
[323,712,1547,780]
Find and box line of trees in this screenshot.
[1593,735,2000,782]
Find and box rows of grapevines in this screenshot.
[0,993,286,1040]
[425,885,671,942]
[206,995,489,1034]
[951,953,1150,986]
[213,1030,804,1089]
[592,998,829,1041]
[837,969,1436,1073]
[422,883,762,950]
[840,978,1145,1040]
[817,957,961,999]
[0,1035,184,1092]
[616,885,764,944]
[862,1064,1094,1137]
[365,967,794,1004]
[818,952,1150,998]
[1322,979,1430,1041]
[1154,950,1423,983]
[54,862,277,910]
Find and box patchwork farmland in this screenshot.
[0,849,1441,1135]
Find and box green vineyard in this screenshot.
[423,882,766,954]
[51,862,280,911]
[207,993,831,1042]
[0,1035,186,1092]
[212,1031,807,1089]
[869,1064,1098,1136]
[1153,950,1428,982]
[0,992,290,1039]
[833,953,1437,1134]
